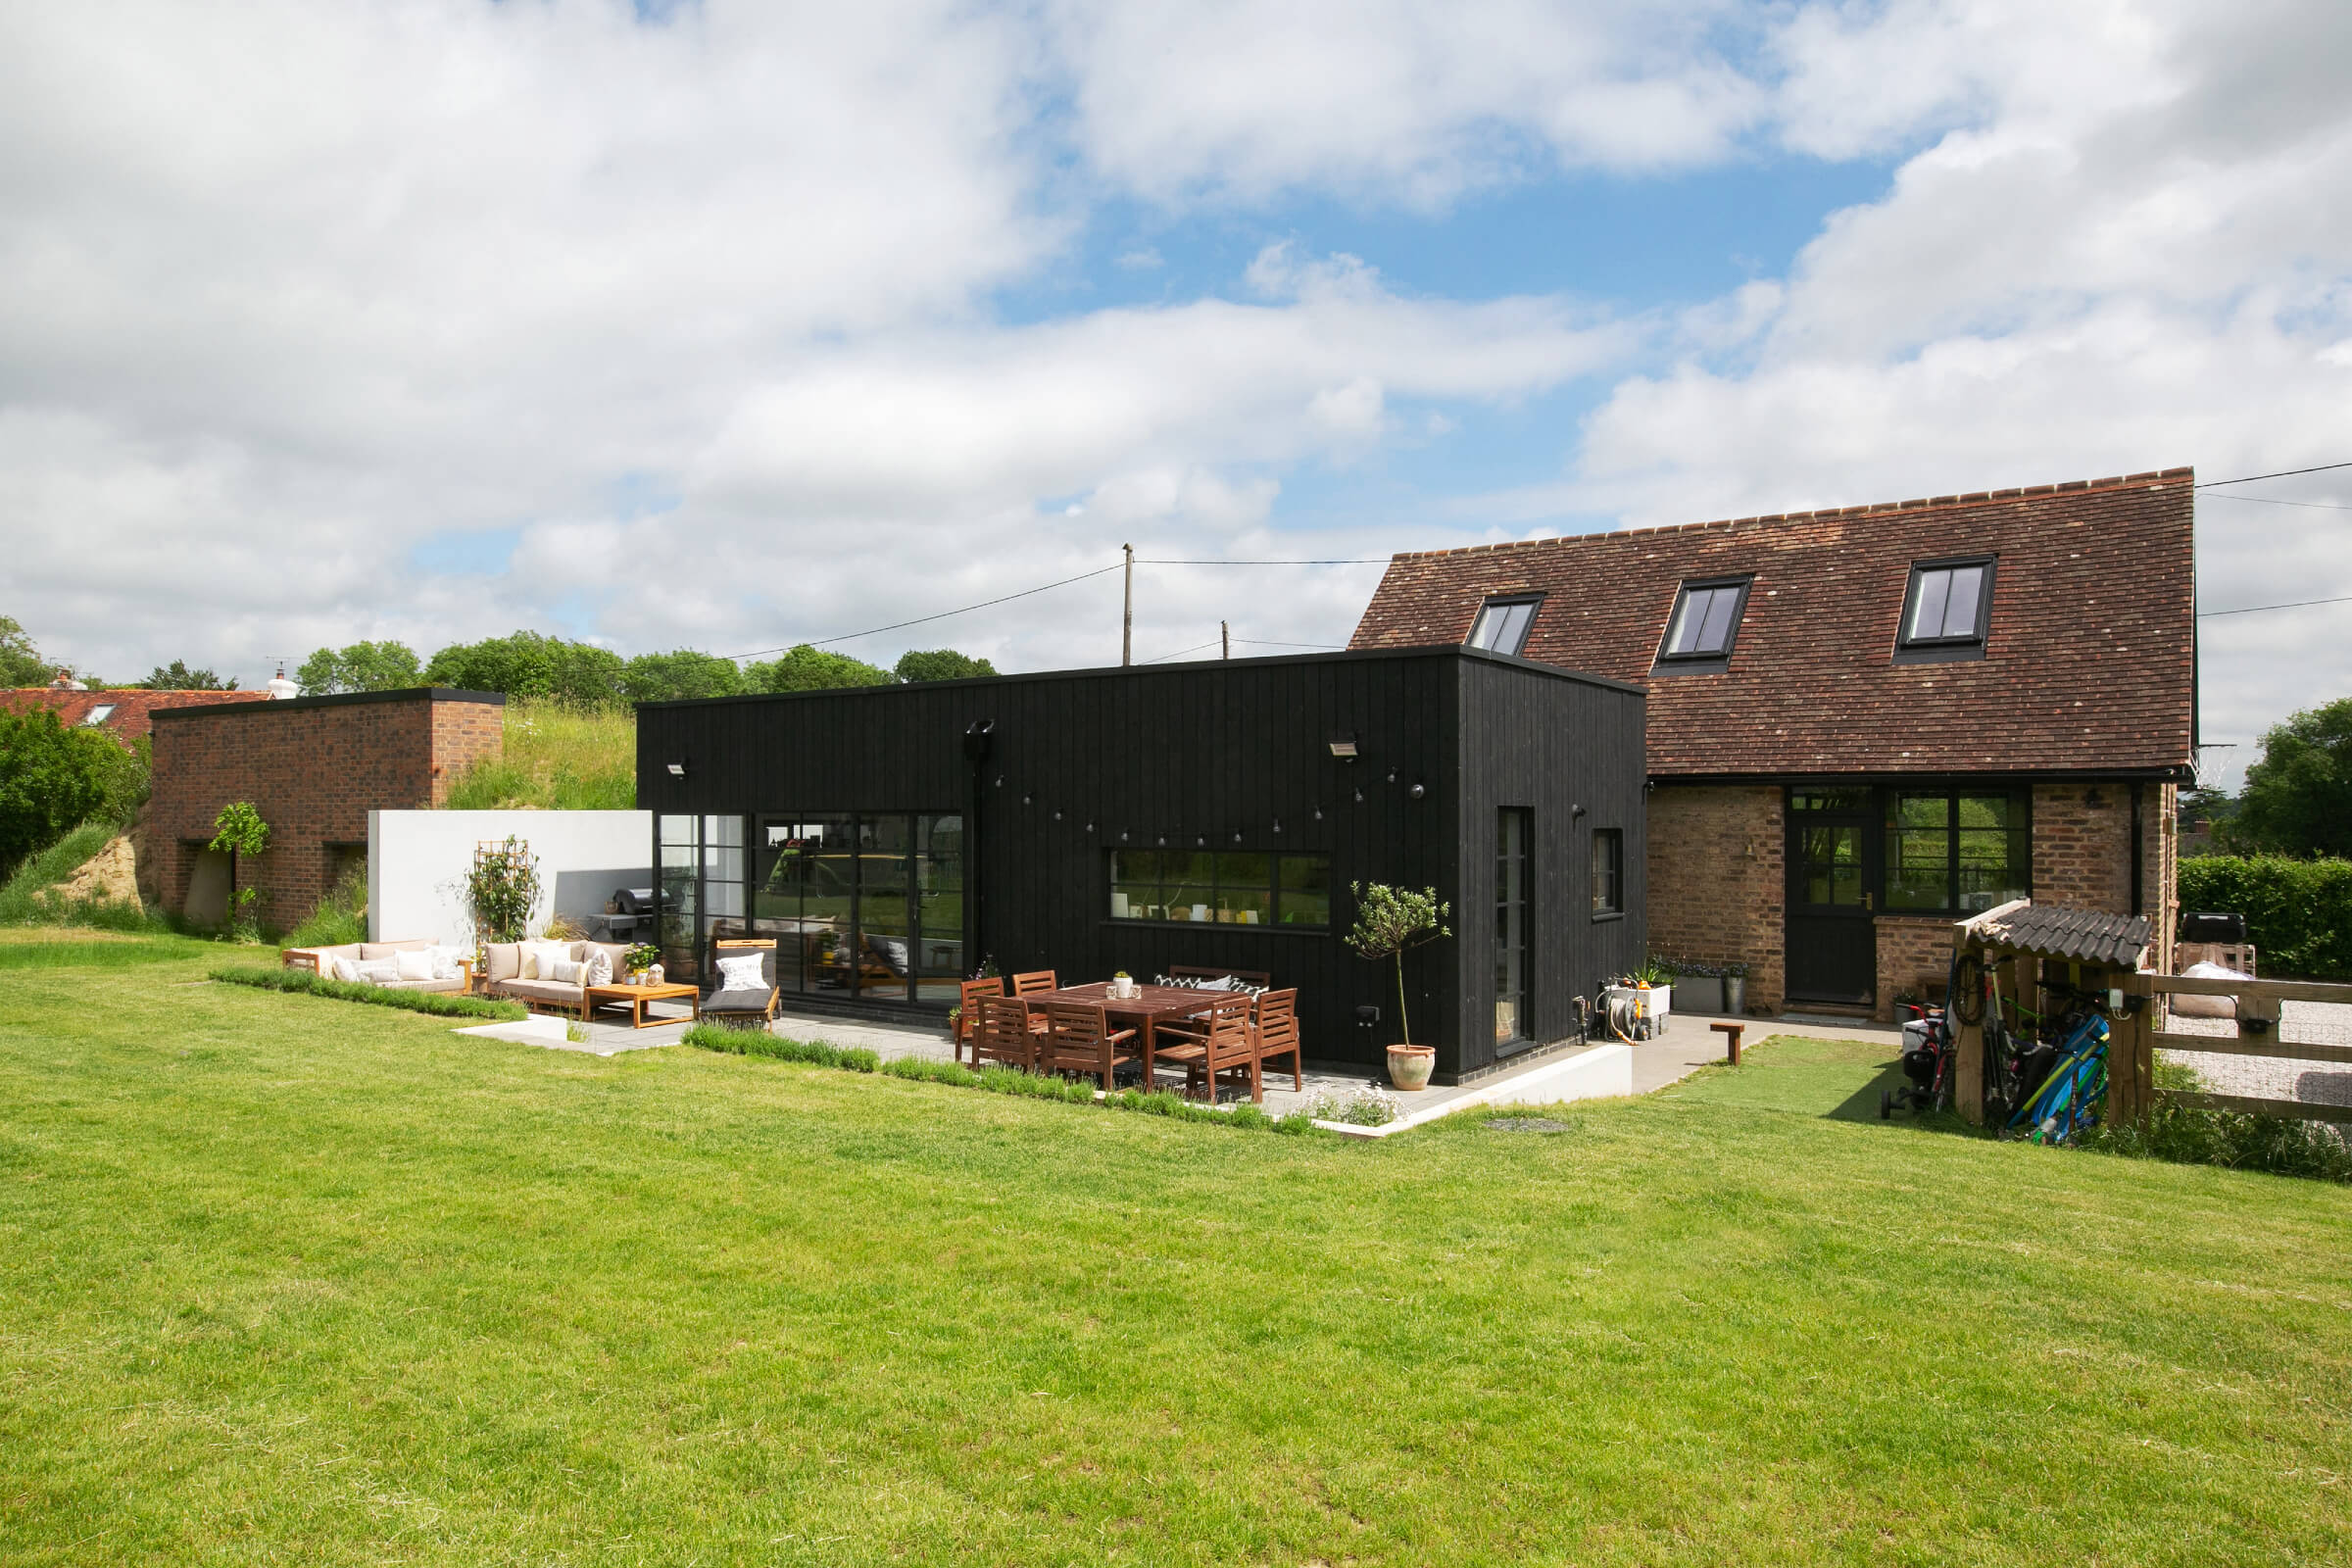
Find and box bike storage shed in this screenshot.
[1948,901,2152,1129]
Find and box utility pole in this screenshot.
[1221,620,1230,660]
[1121,543,1134,666]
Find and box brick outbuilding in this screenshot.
[148,689,503,929]
[1349,469,2195,1020]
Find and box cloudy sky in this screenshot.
[3,0,2347,785]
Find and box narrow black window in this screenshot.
[1655,576,1751,668]
[1897,558,1994,656]
[1467,596,1540,655]
[1495,809,1531,1044]
[1591,827,1623,917]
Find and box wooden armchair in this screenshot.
[1252,988,1302,1093]
[700,938,781,1025]
[1010,969,1056,1040]
[956,975,1005,1063]
[973,995,1038,1072]
[1151,992,1260,1102]
[1037,1001,1137,1093]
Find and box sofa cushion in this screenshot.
[394,950,436,982]
[702,988,772,1014]
[382,977,466,994]
[587,942,630,981]
[361,941,432,959]
[496,978,584,1004]
[715,953,767,992]
[521,941,571,980]
[485,943,521,983]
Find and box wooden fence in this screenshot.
[2113,972,2352,1127]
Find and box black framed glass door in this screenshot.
[1495,808,1531,1046]
[1786,789,1877,1007]
[740,811,961,1006]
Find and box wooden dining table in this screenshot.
[1022,981,1215,1085]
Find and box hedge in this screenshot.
[209,966,527,1021]
[2176,855,2352,982]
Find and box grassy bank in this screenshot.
[0,937,2346,1564]
[444,696,634,810]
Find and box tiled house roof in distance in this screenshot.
[0,688,271,742]
[1349,469,2196,777]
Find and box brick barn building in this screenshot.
[1348,469,2196,1020]
[148,689,503,928]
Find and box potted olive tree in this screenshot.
[1345,881,1452,1091]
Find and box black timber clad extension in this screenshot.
[636,647,1644,1082]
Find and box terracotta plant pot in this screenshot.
[1386,1044,1436,1091]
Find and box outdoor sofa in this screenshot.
[281,939,472,994]
[481,939,637,1018]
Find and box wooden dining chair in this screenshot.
[1152,992,1260,1102]
[1010,969,1057,1039]
[956,975,1005,1063]
[1251,988,1302,1093]
[1038,1000,1137,1093]
[972,994,1037,1072]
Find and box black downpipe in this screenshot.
[964,719,995,972]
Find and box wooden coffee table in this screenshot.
[584,982,698,1029]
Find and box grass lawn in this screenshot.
[2,929,2348,1565]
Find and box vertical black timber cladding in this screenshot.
[634,648,1644,1078]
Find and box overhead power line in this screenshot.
[1137,557,1389,564]
[2195,461,2352,489]
[719,563,1122,661]
[2197,492,2352,513]
[2199,593,2352,618]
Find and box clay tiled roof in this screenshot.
[0,688,271,742]
[1349,469,2196,777]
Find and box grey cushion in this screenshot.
[702,987,772,1012]
[493,978,584,1004]
[484,943,521,983]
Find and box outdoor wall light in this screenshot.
[1196,835,1206,847]
[1156,835,1166,847]
[1572,803,1587,818]
[1352,787,1364,803]
[1023,793,1033,807]
[1409,781,1427,801]
[1272,818,1283,835]
[1313,807,1323,820]
[1085,821,1095,834]
[1328,734,1359,760]
[1386,766,1397,784]
[1120,830,1129,842]
[665,761,687,778]
[1053,808,1061,821]
[1232,831,1243,844]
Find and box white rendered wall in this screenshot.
[368,810,652,945]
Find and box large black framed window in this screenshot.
[1896,557,1994,662]
[1654,575,1752,670]
[1108,849,1331,928]
[1884,790,2030,913]
[1591,827,1624,917]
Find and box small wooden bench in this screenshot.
[1710,1020,1744,1065]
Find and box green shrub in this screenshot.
[444,699,634,810]
[209,966,525,1021]
[2081,1061,2352,1182]
[286,861,368,949]
[0,711,149,874]
[2175,855,2352,981]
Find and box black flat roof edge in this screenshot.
[637,644,1643,713]
[148,687,505,718]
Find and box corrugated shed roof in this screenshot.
[1348,469,2196,777]
[1966,901,2151,968]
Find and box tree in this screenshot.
[140,660,236,691]
[621,649,744,704]
[294,641,420,696]
[423,632,626,707]
[2233,698,2352,858]
[1343,882,1451,1047]
[745,644,893,694]
[208,800,270,937]
[895,648,999,684]
[0,615,47,687]
[0,710,148,872]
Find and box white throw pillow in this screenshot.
[427,945,467,981]
[522,941,569,980]
[394,950,435,982]
[332,956,363,983]
[355,958,402,985]
[584,950,612,986]
[549,956,586,985]
[716,953,765,992]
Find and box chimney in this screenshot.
[267,663,300,700]
[49,667,85,691]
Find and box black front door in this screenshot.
[1786,789,1877,1007]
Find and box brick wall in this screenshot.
[1651,778,2180,1022]
[1646,785,1786,1013]
[148,690,503,931]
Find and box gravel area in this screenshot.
[2160,1000,2352,1108]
